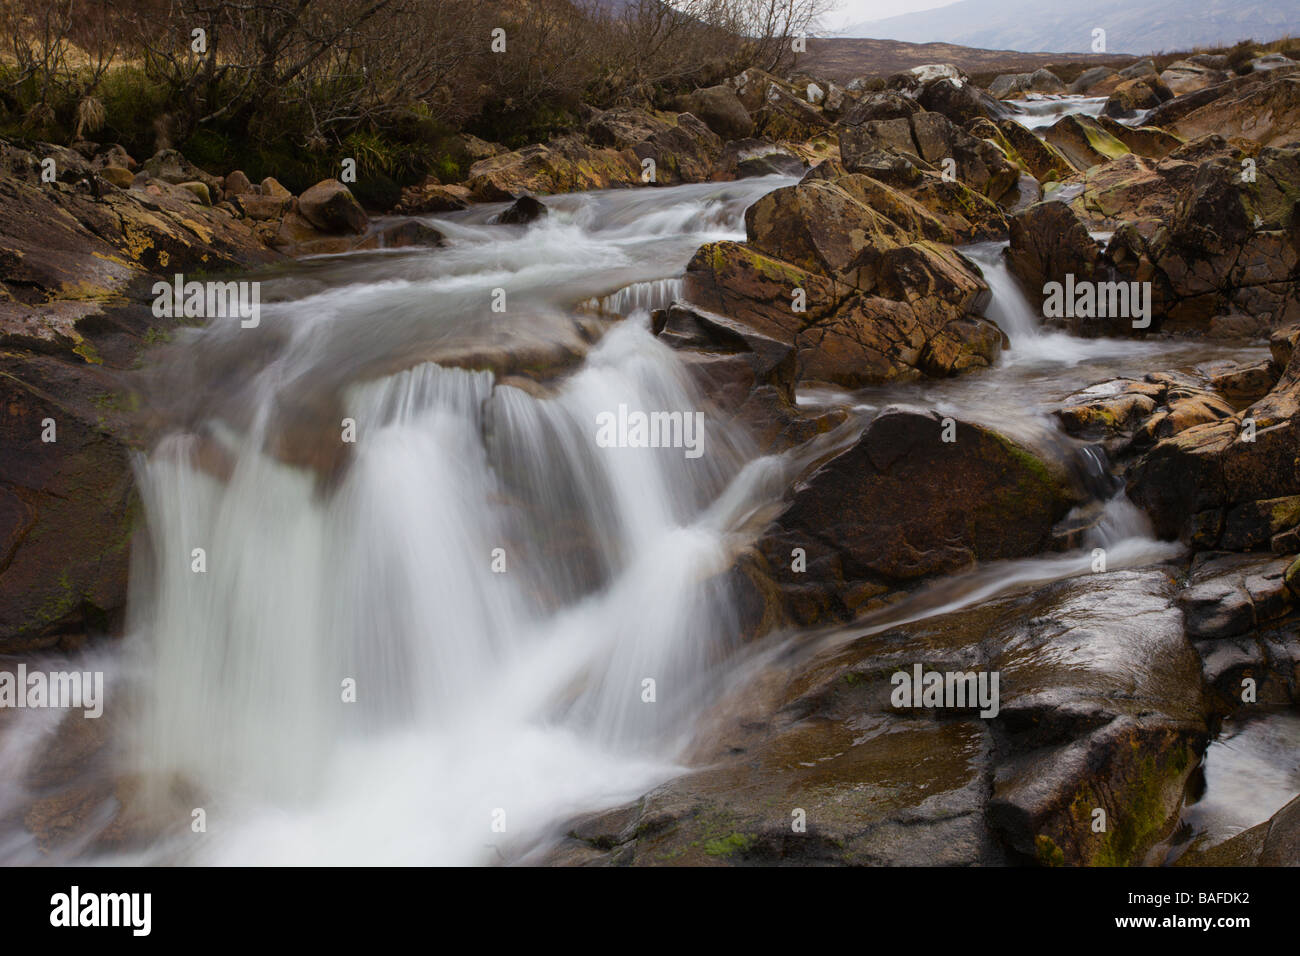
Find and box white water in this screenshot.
[105,179,805,865]
[1006,95,1108,130]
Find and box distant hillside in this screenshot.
[799,37,1130,84]
[843,0,1300,55]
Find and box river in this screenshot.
[0,106,1291,864]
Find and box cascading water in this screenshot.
[94,177,804,865]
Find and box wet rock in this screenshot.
[1006,200,1105,327]
[0,139,280,650]
[1128,351,1300,548]
[1091,115,1183,159]
[549,568,1202,867]
[990,69,1066,100]
[496,195,547,225]
[757,406,1083,613]
[684,219,1000,390]
[395,180,472,214]
[361,220,446,249]
[1178,553,1295,640]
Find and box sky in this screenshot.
[820,0,964,31]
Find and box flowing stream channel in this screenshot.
[0,99,1293,864]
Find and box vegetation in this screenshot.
[0,0,830,191]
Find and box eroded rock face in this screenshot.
[543,569,1204,867]
[1007,200,1102,320]
[710,139,805,180]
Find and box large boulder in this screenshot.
[1070,67,1122,96]
[755,83,831,141]
[1160,60,1229,96]
[711,139,805,180]
[997,119,1074,183]
[683,235,1001,389]
[839,91,920,126]
[585,108,723,184]
[1142,146,1300,330]
[1104,75,1173,118]
[686,85,755,140]
[917,76,1008,124]
[1091,115,1183,159]
[990,69,1066,100]
[1006,201,1106,332]
[296,178,367,234]
[753,406,1084,624]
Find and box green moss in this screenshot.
[1034,834,1065,866]
[1081,124,1130,161]
[1066,743,1192,867]
[702,832,757,857]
